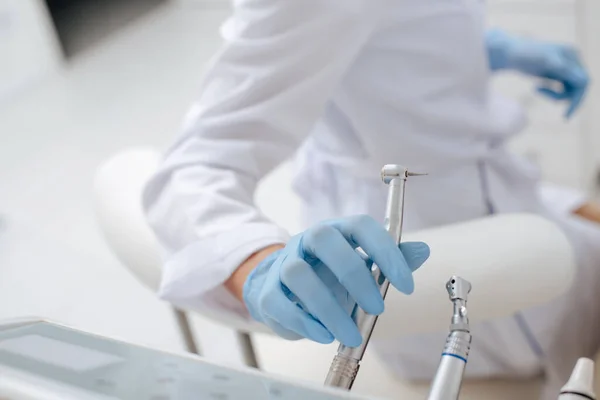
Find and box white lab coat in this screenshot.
[142,0,600,398]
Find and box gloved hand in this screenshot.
[486,29,589,118]
[243,215,430,347]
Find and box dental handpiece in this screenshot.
[427,276,473,400]
[558,358,596,400]
[324,164,426,390]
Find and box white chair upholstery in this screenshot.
[92,147,270,338]
[93,147,577,399]
[92,148,206,355]
[93,148,163,291]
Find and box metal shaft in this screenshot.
[427,354,467,400]
[237,331,260,369]
[172,308,201,355]
[325,165,423,389]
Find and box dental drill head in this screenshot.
[447,276,471,332]
[381,165,427,184]
[428,276,473,400]
[446,276,472,302]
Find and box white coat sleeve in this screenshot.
[142,0,373,319]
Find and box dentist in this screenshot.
[142,1,594,398]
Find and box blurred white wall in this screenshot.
[0,1,247,367]
[0,0,62,102]
[581,0,600,195]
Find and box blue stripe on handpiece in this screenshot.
[441,353,467,363]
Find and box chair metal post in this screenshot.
[237,331,260,369]
[172,308,201,355]
[172,308,259,369]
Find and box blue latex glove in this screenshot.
[243,215,430,347]
[486,29,589,118]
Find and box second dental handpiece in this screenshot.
[427,276,472,400]
[324,164,426,390]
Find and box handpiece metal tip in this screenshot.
[381,164,407,184]
[380,165,427,183]
[446,276,472,301]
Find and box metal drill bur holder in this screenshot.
[324,165,425,390]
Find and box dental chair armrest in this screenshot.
[93,148,272,335]
[93,148,164,291]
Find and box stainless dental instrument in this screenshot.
[324,164,426,390]
[558,358,596,400]
[427,276,473,400]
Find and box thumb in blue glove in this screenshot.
[243,215,430,348]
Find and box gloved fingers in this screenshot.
[333,215,414,294]
[556,51,587,84]
[355,247,373,267]
[560,51,588,115]
[537,71,588,118]
[399,242,431,272]
[256,255,335,344]
[565,85,587,118]
[560,46,584,67]
[564,67,589,118]
[301,225,384,315]
[540,47,589,118]
[282,270,356,317]
[536,85,569,100]
[280,258,363,347]
[358,242,429,272]
[262,315,307,342]
[307,266,357,315]
[262,297,334,344]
